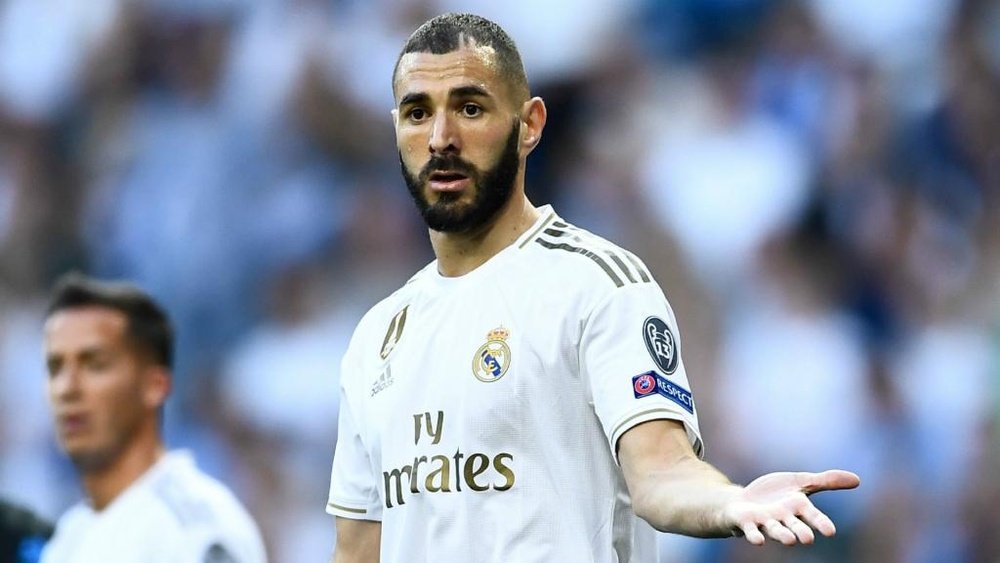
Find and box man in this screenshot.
[0,498,52,563]
[41,274,266,563]
[327,13,860,562]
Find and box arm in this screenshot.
[331,517,381,563]
[618,419,860,545]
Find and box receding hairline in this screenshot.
[392,15,530,103]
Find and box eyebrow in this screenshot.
[398,85,492,108]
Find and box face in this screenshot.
[44,307,165,472]
[394,44,524,233]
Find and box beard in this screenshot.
[401,121,521,233]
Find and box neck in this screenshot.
[429,192,540,277]
[81,430,164,511]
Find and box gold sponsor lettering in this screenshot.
[383,465,412,509]
[424,455,452,493]
[410,456,428,493]
[413,411,445,445]
[493,453,515,491]
[464,453,491,492]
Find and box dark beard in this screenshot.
[401,121,520,233]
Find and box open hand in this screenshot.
[725,470,861,546]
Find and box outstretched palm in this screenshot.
[724,470,861,546]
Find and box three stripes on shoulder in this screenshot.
[533,221,651,288]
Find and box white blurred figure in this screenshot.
[888,202,993,563]
[638,60,812,289]
[806,0,958,113]
[220,265,360,563]
[0,0,121,121]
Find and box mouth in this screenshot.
[427,170,470,192]
[57,413,90,436]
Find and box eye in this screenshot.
[461,103,482,117]
[407,107,428,122]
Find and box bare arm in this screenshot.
[331,517,381,563]
[618,419,860,545]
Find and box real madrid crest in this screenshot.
[472,326,512,382]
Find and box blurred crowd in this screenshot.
[0,0,997,561]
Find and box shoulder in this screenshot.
[520,217,655,298]
[147,452,265,562]
[344,262,432,361]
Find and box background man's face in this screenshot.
[44,307,156,472]
[394,44,522,233]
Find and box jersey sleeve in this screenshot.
[581,282,703,464]
[327,350,383,521]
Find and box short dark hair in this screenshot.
[393,13,529,101]
[46,273,174,370]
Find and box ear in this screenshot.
[142,365,171,410]
[519,97,547,156]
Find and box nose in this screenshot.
[49,366,82,403]
[428,113,460,155]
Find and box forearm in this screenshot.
[332,517,381,563]
[630,454,743,537]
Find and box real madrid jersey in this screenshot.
[327,206,703,563]
[42,451,266,563]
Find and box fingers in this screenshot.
[737,520,766,546]
[739,510,824,546]
[781,514,815,544]
[799,503,837,537]
[762,519,798,546]
[799,470,861,494]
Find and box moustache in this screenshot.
[418,155,477,182]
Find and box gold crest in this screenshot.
[472,326,511,382]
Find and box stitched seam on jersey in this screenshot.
[518,212,557,249]
[534,238,624,287]
[611,407,686,443]
[551,224,643,285]
[327,501,367,514]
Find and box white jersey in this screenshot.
[327,206,703,563]
[42,451,266,563]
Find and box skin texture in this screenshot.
[392,39,547,278]
[618,420,860,545]
[44,306,169,510]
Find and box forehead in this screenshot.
[45,307,128,350]
[394,45,505,102]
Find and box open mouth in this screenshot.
[428,171,470,191]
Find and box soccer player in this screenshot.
[40,274,266,563]
[327,13,860,562]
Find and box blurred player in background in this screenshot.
[327,12,860,563]
[40,274,266,563]
[0,498,52,563]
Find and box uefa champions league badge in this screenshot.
[472,326,512,382]
[642,316,679,375]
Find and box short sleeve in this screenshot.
[327,354,383,521]
[581,282,703,464]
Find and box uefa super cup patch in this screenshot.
[643,316,679,374]
[631,371,695,414]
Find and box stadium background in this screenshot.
[0,0,998,561]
